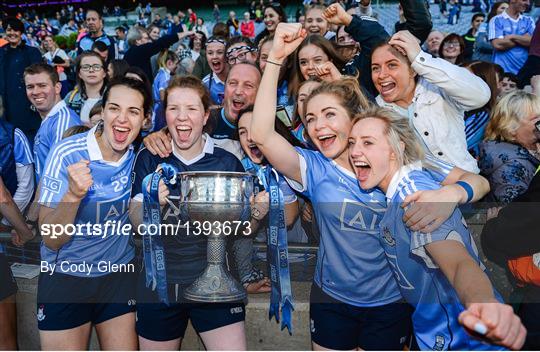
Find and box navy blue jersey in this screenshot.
[381,163,505,351]
[131,135,245,284]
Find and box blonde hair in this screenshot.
[484,90,540,142]
[157,50,179,70]
[305,76,370,119]
[351,106,425,168]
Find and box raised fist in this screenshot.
[67,160,93,199]
[269,23,307,64]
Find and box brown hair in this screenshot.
[74,51,107,99]
[304,76,371,120]
[290,34,347,96]
[24,62,60,85]
[438,33,466,66]
[466,61,499,111]
[164,75,211,112]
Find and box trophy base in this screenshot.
[184,264,247,303]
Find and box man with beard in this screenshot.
[143,62,262,158]
[77,9,116,61]
[0,17,43,143]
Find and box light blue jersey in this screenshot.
[39,126,135,277]
[287,148,401,307]
[34,101,81,183]
[152,68,171,131]
[13,128,34,166]
[202,72,225,106]
[489,11,536,74]
[380,163,505,351]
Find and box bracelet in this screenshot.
[266,60,282,67]
[456,181,474,203]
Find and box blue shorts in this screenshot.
[0,254,17,301]
[309,283,413,350]
[136,279,245,341]
[37,261,137,331]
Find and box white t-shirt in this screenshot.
[43,49,69,81]
[80,97,101,124]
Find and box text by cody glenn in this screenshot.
[40,260,136,276]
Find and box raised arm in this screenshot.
[250,23,307,184]
[390,30,490,111]
[399,0,432,44]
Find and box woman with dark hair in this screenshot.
[439,33,466,65]
[254,3,287,44]
[464,61,502,156]
[64,51,107,124]
[107,59,130,80]
[290,34,346,96]
[38,77,152,349]
[188,30,207,61]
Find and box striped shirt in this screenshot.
[33,100,81,182]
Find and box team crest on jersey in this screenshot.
[382,227,396,247]
[433,335,445,350]
[37,305,46,322]
[42,175,63,194]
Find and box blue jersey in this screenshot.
[34,101,81,183]
[202,72,225,106]
[131,135,245,284]
[152,68,171,131]
[14,128,34,166]
[489,11,536,74]
[380,163,505,351]
[39,126,135,277]
[209,108,236,140]
[288,148,401,307]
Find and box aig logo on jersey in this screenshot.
[95,190,130,223]
[382,227,396,247]
[42,175,63,194]
[339,198,384,233]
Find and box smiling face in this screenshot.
[99,85,146,158]
[426,31,444,56]
[305,93,351,164]
[149,26,160,40]
[25,72,61,117]
[238,112,264,164]
[514,112,540,150]
[441,37,462,60]
[5,25,22,47]
[305,8,328,36]
[223,64,260,121]
[349,118,398,192]
[299,44,330,80]
[264,7,280,32]
[206,41,226,76]
[166,87,209,155]
[371,45,416,108]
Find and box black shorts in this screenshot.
[0,254,17,301]
[309,283,413,350]
[136,279,245,342]
[37,261,137,331]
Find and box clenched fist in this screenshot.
[323,3,353,26]
[67,160,93,200]
[269,23,307,64]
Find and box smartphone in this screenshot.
[276,105,292,128]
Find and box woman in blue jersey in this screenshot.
[129,75,249,350]
[251,23,492,350]
[37,77,153,349]
[348,106,527,350]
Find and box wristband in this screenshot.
[266,60,282,67]
[456,181,474,203]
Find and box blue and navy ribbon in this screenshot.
[141,163,178,305]
[266,166,294,334]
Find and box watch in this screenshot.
[251,207,262,221]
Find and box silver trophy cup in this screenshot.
[179,171,254,302]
